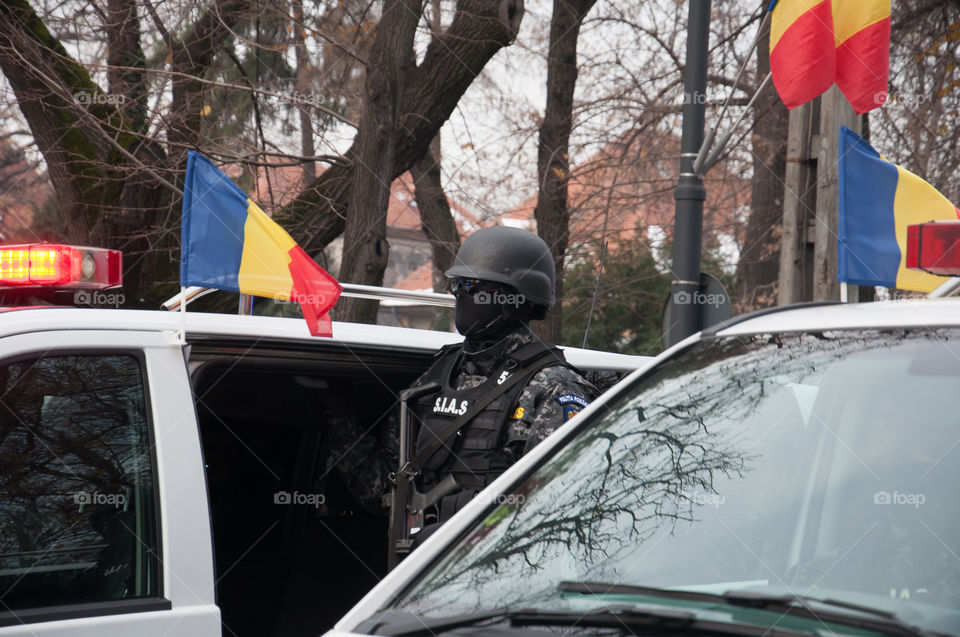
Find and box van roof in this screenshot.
[0,307,647,371]
[714,297,960,336]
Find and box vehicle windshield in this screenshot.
[388,329,960,634]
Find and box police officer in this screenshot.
[384,226,594,555]
[326,227,594,549]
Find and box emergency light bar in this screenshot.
[0,244,122,289]
[906,221,960,277]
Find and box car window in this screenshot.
[388,330,960,633]
[0,354,159,611]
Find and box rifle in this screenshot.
[388,382,445,569]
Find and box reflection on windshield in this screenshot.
[392,331,960,633]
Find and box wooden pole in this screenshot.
[813,86,860,302]
[778,100,819,305]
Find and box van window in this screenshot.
[0,354,159,612]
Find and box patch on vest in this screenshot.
[433,396,469,415]
[557,394,589,422]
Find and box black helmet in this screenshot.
[445,226,556,307]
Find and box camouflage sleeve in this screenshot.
[322,352,454,516]
[324,407,399,515]
[504,365,596,457]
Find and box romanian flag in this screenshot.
[768,0,890,114]
[837,126,960,292]
[181,151,342,336]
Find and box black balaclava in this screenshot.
[453,282,533,346]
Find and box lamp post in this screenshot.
[668,0,711,345]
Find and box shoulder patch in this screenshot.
[512,406,525,420]
[557,394,589,423]
[556,394,589,409]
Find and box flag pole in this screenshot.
[179,286,187,345]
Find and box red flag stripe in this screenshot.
[769,0,836,109]
[835,15,891,113]
[287,245,342,337]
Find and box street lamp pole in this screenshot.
[669,0,711,344]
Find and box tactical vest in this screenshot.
[411,342,568,513]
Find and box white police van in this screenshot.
[0,244,645,637]
[328,295,960,637]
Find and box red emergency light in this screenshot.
[906,221,960,277]
[0,244,122,289]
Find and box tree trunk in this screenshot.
[293,0,316,187]
[335,0,421,324]
[532,0,596,343]
[167,0,249,149]
[0,0,246,305]
[734,27,788,312]
[412,139,460,293]
[106,0,147,134]
[280,0,524,257]
[0,0,523,313]
[0,0,124,243]
[412,2,458,296]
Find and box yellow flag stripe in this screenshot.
[770,0,829,49]
[238,200,297,299]
[893,166,960,292]
[832,0,890,47]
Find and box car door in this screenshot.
[0,329,220,637]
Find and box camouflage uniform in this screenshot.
[323,408,399,515]
[325,325,594,515]
[453,327,595,462]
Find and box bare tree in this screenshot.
[0,0,524,315]
[0,0,251,303]
[335,0,420,324]
[733,24,788,313]
[531,0,598,343]
[411,0,461,298]
[281,0,526,310]
[873,0,960,202]
[412,140,461,294]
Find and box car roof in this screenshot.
[0,307,646,371]
[713,297,960,336]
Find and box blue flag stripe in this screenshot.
[837,127,900,288]
[181,151,247,291]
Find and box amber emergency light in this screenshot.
[0,244,122,289]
